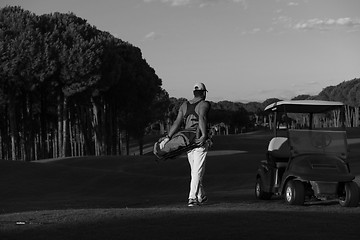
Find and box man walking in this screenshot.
[160,83,211,206]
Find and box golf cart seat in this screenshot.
[267,137,290,167]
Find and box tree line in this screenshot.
[0,6,168,161]
[167,78,360,134]
[315,78,360,127]
[288,78,360,127]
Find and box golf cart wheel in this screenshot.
[284,180,305,205]
[339,181,359,207]
[255,178,272,200]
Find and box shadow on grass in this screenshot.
[1,207,360,240]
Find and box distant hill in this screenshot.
[313,78,360,107]
[240,78,360,112]
[169,78,360,114]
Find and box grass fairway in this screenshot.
[1,130,360,239]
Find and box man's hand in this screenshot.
[159,137,170,149]
[195,136,207,146]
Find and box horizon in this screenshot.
[1,0,360,102]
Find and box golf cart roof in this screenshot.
[264,100,344,114]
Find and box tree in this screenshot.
[292,95,312,100]
[0,6,168,160]
[0,6,42,160]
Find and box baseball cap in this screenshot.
[193,82,208,92]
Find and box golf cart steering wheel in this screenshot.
[311,133,332,149]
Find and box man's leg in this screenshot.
[196,147,207,202]
[187,149,196,200]
[188,146,208,201]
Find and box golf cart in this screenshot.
[255,100,359,207]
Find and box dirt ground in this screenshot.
[1,130,360,239]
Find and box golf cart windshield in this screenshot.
[288,129,348,160]
[264,100,345,137]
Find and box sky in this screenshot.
[1,0,360,102]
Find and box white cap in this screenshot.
[193,82,208,92]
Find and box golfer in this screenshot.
[160,83,211,207]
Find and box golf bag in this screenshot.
[153,129,199,160]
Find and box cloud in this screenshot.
[255,82,320,101]
[164,0,190,6]
[272,15,293,29]
[250,28,261,34]
[231,0,248,9]
[288,2,299,6]
[273,15,360,32]
[144,31,162,41]
[241,28,261,35]
[266,27,275,33]
[294,17,360,31]
[144,0,247,8]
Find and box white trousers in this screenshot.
[187,145,208,200]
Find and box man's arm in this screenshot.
[196,101,210,145]
[167,102,186,138]
[159,102,186,149]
